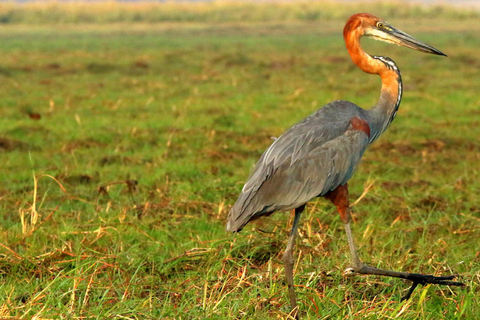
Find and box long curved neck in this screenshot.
[344,28,403,143]
[369,57,402,142]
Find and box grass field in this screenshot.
[0,2,479,319]
[0,0,479,24]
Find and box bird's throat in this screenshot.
[368,69,403,142]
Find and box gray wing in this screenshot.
[226,100,370,232]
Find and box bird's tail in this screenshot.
[225,217,237,232]
[226,190,259,232]
[226,202,244,232]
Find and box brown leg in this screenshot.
[283,205,304,319]
[325,184,362,268]
[325,184,463,300]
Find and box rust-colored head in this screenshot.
[343,13,381,40]
[344,13,446,56]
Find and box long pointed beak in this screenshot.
[369,25,446,57]
[387,26,446,56]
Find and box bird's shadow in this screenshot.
[230,239,283,267]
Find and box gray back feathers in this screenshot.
[226,100,371,232]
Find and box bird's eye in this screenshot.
[376,22,384,28]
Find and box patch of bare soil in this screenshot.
[0,137,31,151]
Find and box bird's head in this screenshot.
[344,13,446,56]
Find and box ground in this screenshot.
[0,2,479,319]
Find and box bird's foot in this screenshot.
[343,267,356,275]
[395,272,464,301]
[343,263,464,300]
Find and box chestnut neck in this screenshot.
[344,27,403,143]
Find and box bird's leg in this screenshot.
[326,184,463,300]
[325,184,363,267]
[283,205,304,318]
[344,219,362,269]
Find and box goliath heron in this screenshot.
[226,13,463,316]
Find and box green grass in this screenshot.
[0,0,479,25]
[0,14,479,320]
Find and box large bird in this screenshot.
[226,13,462,316]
